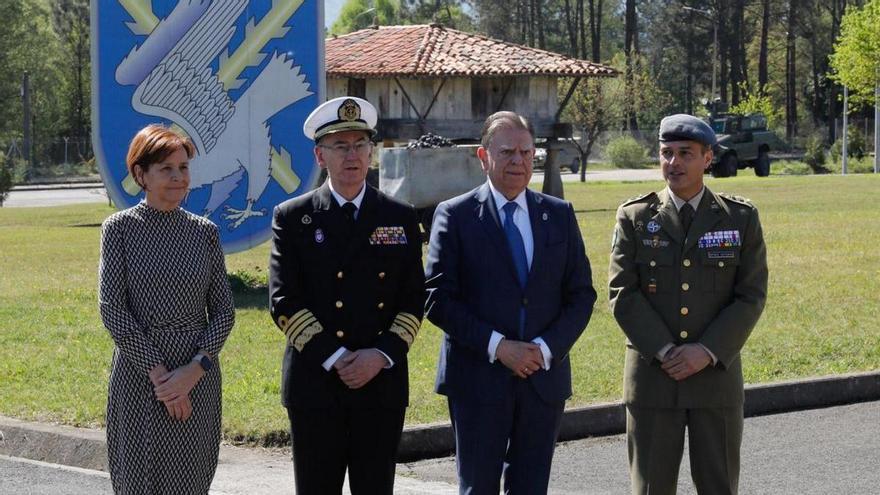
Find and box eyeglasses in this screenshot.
[318,141,373,155]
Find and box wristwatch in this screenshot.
[192,353,213,372]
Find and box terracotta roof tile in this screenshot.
[326,24,617,78]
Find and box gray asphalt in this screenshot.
[399,400,880,494]
[2,401,877,494]
[1,169,663,209]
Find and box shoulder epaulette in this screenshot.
[717,192,754,207]
[620,192,657,207]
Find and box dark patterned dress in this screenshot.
[99,202,235,494]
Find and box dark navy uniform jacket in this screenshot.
[269,182,425,409]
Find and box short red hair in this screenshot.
[126,124,195,187]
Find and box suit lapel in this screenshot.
[683,188,725,252]
[525,190,547,287]
[476,183,521,285]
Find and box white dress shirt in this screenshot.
[486,181,553,370]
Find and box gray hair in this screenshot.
[480,111,534,148]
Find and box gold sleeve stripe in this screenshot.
[292,321,323,352]
[278,310,323,350]
[393,313,421,333]
[278,309,311,338]
[396,312,421,329]
[390,324,415,348]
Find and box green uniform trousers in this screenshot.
[626,404,743,495]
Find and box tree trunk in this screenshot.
[623,0,639,133]
[785,0,798,140]
[589,0,602,62]
[758,0,769,94]
[536,0,545,49]
[528,0,536,47]
[563,0,577,56]
[729,0,743,105]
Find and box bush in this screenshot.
[227,268,268,294]
[830,126,867,163]
[770,160,812,175]
[803,135,830,173]
[0,152,12,207]
[605,136,649,169]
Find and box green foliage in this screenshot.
[330,0,402,35]
[829,0,880,107]
[227,268,268,294]
[803,135,829,173]
[729,92,783,130]
[830,126,867,163]
[0,152,12,206]
[605,136,648,169]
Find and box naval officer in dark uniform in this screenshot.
[269,96,425,494]
[609,114,768,495]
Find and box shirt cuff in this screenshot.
[656,343,674,362]
[488,331,505,363]
[698,344,718,366]
[375,348,394,369]
[322,346,349,371]
[531,337,552,370]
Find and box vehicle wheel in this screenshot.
[712,154,737,178]
[755,150,770,177]
[570,159,580,175]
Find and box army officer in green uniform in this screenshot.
[609,114,768,495]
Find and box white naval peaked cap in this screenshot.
[303,96,378,141]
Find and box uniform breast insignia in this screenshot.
[314,228,325,243]
[370,226,407,245]
[542,212,548,221]
[698,230,741,249]
[647,221,661,234]
[642,236,669,248]
[301,214,312,225]
[635,221,645,232]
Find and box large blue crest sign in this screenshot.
[92,0,323,253]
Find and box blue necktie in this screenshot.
[503,202,529,338]
[502,202,529,288]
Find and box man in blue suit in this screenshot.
[425,111,597,494]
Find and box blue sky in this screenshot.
[325,0,345,28]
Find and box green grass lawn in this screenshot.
[1,175,878,444]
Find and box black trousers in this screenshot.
[287,405,406,494]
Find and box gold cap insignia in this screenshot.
[338,98,361,122]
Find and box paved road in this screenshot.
[3,169,662,208]
[2,401,877,494]
[401,400,880,494]
[3,187,108,208]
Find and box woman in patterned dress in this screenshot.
[98,124,235,494]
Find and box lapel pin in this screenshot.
[314,228,325,243]
[542,212,548,221]
[301,214,312,225]
[647,220,661,233]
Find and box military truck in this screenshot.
[708,113,785,178]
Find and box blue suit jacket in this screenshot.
[425,183,596,404]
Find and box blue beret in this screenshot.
[658,114,716,146]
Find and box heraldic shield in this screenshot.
[92,0,323,253]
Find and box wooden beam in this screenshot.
[494,78,516,112]
[555,77,581,122]
[393,77,423,120]
[421,78,448,119]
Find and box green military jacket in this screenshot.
[609,187,768,408]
